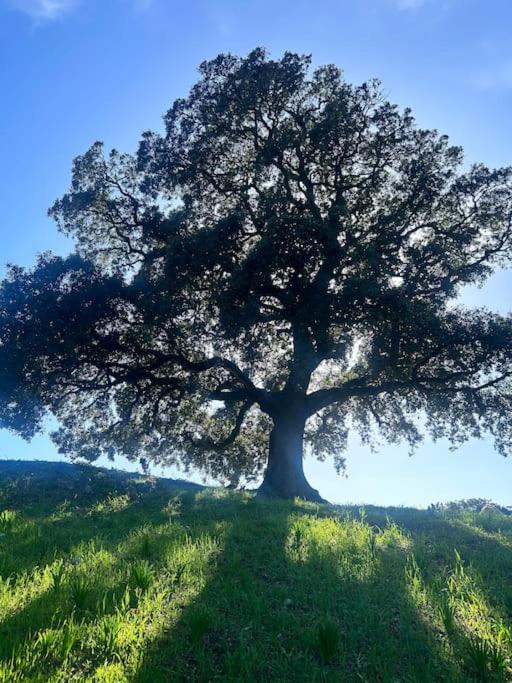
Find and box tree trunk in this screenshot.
[257,409,325,503]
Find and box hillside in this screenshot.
[0,461,511,681]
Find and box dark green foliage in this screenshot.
[1,49,512,498]
[69,576,91,613]
[438,594,456,634]
[186,607,213,645]
[432,499,512,515]
[49,561,66,593]
[466,637,507,681]
[316,616,341,662]
[139,536,152,560]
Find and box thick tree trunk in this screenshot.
[257,409,326,503]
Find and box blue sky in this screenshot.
[1,0,511,505]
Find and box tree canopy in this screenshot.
[1,48,512,500]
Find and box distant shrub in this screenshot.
[163,495,183,519]
[93,494,130,513]
[430,499,512,515]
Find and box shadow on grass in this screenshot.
[380,510,512,619]
[133,498,463,682]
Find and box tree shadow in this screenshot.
[133,499,464,682]
[366,507,512,621]
[0,487,222,678]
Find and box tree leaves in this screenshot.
[1,48,512,482]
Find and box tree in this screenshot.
[1,49,512,501]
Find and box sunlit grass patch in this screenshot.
[90,493,131,515]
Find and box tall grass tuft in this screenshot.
[316,617,341,663]
[172,561,187,587]
[98,613,123,658]
[187,607,213,645]
[129,560,154,592]
[70,576,91,612]
[140,536,152,559]
[0,510,17,532]
[49,561,66,593]
[366,528,378,560]
[466,636,507,680]
[438,594,456,634]
[60,619,79,660]
[36,628,61,661]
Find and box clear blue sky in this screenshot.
[1,0,511,506]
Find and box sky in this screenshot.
[0,0,511,506]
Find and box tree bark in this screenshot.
[257,408,326,502]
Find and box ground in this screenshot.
[0,461,511,681]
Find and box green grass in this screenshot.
[0,463,511,681]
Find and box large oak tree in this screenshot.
[1,49,512,500]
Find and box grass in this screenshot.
[0,462,511,680]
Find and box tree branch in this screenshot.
[185,400,252,450]
[306,370,511,416]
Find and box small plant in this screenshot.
[405,554,423,594]
[366,529,377,560]
[316,617,341,663]
[140,536,152,559]
[0,575,12,596]
[117,587,131,614]
[36,628,61,661]
[92,662,127,682]
[438,595,456,634]
[454,548,465,577]
[49,561,66,593]
[172,561,187,587]
[289,519,308,558]
[70,576,91,612]
[466,636,507,680]
[163,495,183,519]
[98,613,123,657]
[292,526,303,553]
[0,654,25,683]
[129,560,154,592]
[60,619,79,660]
[0,510,17,532]
[187,607,213,645]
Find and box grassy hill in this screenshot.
[0,461,511,681]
